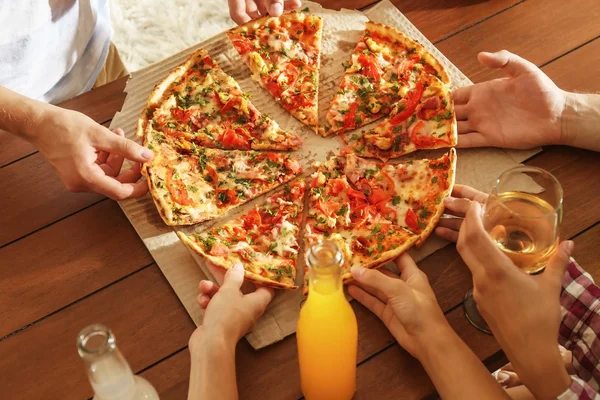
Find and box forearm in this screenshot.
[0,86,51,141]
[561,92,600,152]
[417,326,510,400]
[188,334,238,400]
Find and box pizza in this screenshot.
[323,21,450,136]
[227,12,323,132]
[177,180,306,289]
[341,149,456,244]
[304,159,419,291]
[136,49,302,151]
[345,73,457,160]
[143,125,302,226]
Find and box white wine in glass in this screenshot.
[464,166,563,333]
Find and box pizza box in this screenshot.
[111,0,538,349]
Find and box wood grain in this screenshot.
[0,152,103,247]
[542,37,600,92]
[435,0,600,83]
[0,265,196,400]
[0,200,152,338]
[0,78,128,167]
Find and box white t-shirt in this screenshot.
[0,0,111,104]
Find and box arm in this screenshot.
[0,85,152,200]
[188,333,238,400]
[349,255,509,400]
[562,93,600,151]
[187,263,274,400]
[227,0,302,24]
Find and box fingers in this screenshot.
[454,104,468,121]
[348,284,386,320]
[256,0,269,15]
[452,85,471,105]
[477,50,539,78]
[94,126,154,163]
[222,262,245,290]
[246,0,260,19]
[351,265,404,300]
[229,0,252,24]
[457,201,507,277]
[206,262,227,285]
[451,184,488,203]
[283,0,302,10]
[456,121,471,135]
[197,294,211,309]
[114,162,143,184]
[268,0,283,16]
[443,196,473,217]
[495,369,522,388]
[86,165,150,200]
[456,132,490,148]
[436,216,463,233]
[199,280,220,298]
[245,286,275,317]
[394,253,420,281]
[544,240,574,285]
[435,226,459,243]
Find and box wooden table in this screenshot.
[1,0,599,398]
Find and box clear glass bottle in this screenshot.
[297,240,358,400]
[77,324,159,400]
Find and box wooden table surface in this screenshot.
[1,0,599,398]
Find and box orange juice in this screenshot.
[297,240,358,400]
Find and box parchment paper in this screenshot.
[111,0,539,349]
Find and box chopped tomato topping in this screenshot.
[352,236,370,256]
[231,38,254,55]
[220,97,241,115]
[358,54,381,83]
[347,186,367,200]
[389,81,424,125]
[171,107,195,124]
[242,208,262,230]
[237,248,254,262]
[410,121,450,148]
[328,179,347,195]
[368,188,391,207]
[221,128,251,150]
[405,208,421,233]
[285,158,302,174]
[355,179,372,196]
[215,189,239,207]
[166,169,193,206]
[379,206,398,221]
[208,241,228,257]
[317,199,337,218]
[350,203,373,229]
[203,165,219,187]
[342,102,359,131]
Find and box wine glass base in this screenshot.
[464,289,492,335]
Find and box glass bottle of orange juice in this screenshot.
[297,240,358,400]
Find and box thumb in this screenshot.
[545,240,574,284]
[95,127,154,162]
[351,266,404,299]
[245,286,275,317]
[222,262,245,290]
[477,50,539,78]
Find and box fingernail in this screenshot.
[351,266,364,278]
[564,240,574,254]
[495,371,510,385]
[140,147,154,161]
[233,262,244,272]
[269,2,283,16]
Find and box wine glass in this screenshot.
[463,166,563,334]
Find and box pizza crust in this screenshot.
[417,148,457,246]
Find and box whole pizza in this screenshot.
[137,12,458,290]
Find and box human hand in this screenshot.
[348,254,450,358]
[189,263,274,353]
[228,0,302,24]
[32,108,153,200]
[457,201,573,399]
[454,50,567,149]
[435,184,488,242]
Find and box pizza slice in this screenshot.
[227,12,323,132]
[341,149,456,244]
[143,125,303,226]
[303,158,418,292]
[323,21,450,136]
[345,74,457,160]
[177,180,306,289]
[137,49,302,151]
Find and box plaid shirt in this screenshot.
[558,259,600,399]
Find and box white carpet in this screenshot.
[109,0,235,71]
